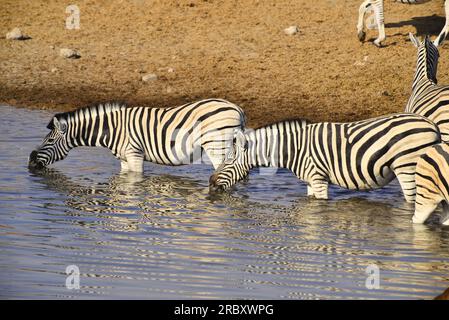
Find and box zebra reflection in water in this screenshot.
[29,167,252,232]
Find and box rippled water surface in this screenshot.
[1,105,449,299]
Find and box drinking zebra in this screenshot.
[209,114,441,202]
[413,143,449,224]
[406,33,449,141]
[357,0,449,47]
[28,99,246,172]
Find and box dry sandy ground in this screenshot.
[1,0,448,127]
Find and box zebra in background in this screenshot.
[406,33,449,141]
[357,0,449,47]
[413,143,449,225]
[209,114,441,202]
[28,99,246,172]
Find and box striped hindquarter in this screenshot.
[126,99,246,170]
[209,114,441,202]
[29,99,246,173]
[406,34,449,142]
[301,114,441,201]
[413,143,449,224]
[357,0,449,47]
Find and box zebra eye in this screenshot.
[47,138,55,144]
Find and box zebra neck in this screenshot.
[66,104,125,150]
[245,122,305,169]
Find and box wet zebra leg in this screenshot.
[395,170,416,203]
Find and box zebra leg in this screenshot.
[372,0,385,47]
[310,178,329,200]
[357,0,372,42]
[441,202,449,225]
[413,202,438,224]
[307,184,314,197]
[120,160,129,172]
[124,148,144,173]
[395,171,416,203]
[434,0,449,46]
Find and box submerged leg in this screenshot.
[120,160,129,172]
[413,202,438,224]
[357,0,372,42]
[125,148,144,173]
[434,0,449,46]
[441,202,449,225]
[307,184,314,197]
[395,170,416,203]
[310,177,329,200]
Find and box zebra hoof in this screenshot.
[373,40,384,48]
[357,31,366,42]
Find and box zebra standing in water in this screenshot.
[413,143,449,225]
[209,114,441,202]
[28,99,246,172]
[357,0,449,46]
[406,33,449,141]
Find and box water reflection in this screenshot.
[25,166,449,299]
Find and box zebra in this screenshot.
[413,142,449,224]
[357,0,449,47]
[406,33,449,141]
[28,99,246,173]
[209,114,441,202]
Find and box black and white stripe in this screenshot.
[406,33,449,141]
[29,99,246,172]
[357,0,449,47]
[413,142,449,224]
[209,114,441,202]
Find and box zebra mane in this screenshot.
[46,102,128,129]
[254,118,310,130]
[424,36,439,84]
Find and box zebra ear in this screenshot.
[53,117,67,133]
[234,130,247,149]
[46,118,55,130]
[409,33,420,48]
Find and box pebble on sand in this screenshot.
[59,48,81,59]
[354,55,369,67]
[284,26,299,36]
[141,73,158,82]
[5,28,31,40]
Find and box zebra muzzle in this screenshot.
[209,174,225,192]
[28,150,45,169]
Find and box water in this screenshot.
[0,105,448,300]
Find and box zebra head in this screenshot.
[209,129,250,192]
[29,115,70,169]
[409,33,440,84]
